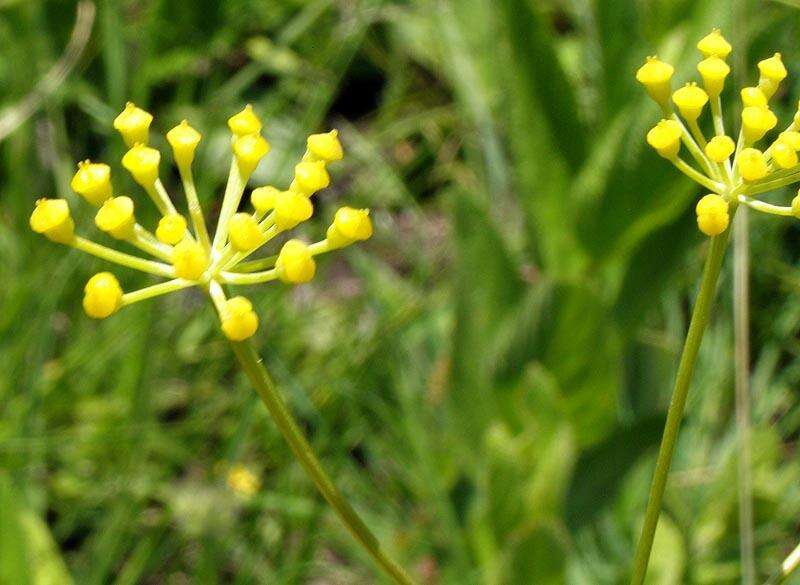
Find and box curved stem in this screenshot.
[630,221,733,585]
[229,339,416,585]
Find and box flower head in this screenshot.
[276,239,316,284]
[113,102,153,147]
[672,83,708,121]
[326,207,373,249]
[697,56,730,98]
[695,195,729,236]
[30,198,74,243]
[95,196,136,239]
[71,160,112,206]
[646,120,682,159]
[156,214,188,245]
[697,29,732,59]
[167,120,202,168]
[122,144,161,187]
[228,105,262,137]
[636,56,674,110]
[83,272,123,319]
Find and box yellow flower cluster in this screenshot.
[637,30,800,236]
[30,103,372,341]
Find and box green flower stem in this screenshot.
[121,278,195,306]
[673,158,724,192]
[178,164,212,251]
[630,220,733,585]
[231,255,278,273]
[229,339,416,585]
[72,236,175,278]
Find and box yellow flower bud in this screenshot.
[772,142,798,169]
[220,296,259,341]
[29,198,74,243]
[166,120,202,168]
[226,465,260,496]
[233,133,270,177]
[758,53,787,98]
[780,130,800,151]
[740,87,767,108]
[672,82,708,121]
[291,161,330,195]
[635,56,674,108]
[70,160,112,206]
[792,191,800,218]
[276,239,316,284]
[228,105,262,137]
[156,214,188,245]
[83,272,123,319]
[737,148,769,182]
[697,56,730,98]
[95,196,136,239]
[646,119,682,159]
[326,207,373,249]
[695,194,729,236]
[274,190,314,230]
[172,239,208,280]
[122,143,161,187]
[113,102,153,147]
[697,29,732,59]
[307,130,343,162]
[741,106,778,144]
[251,185,280,214]
[228,213,267,252]
[705,135,735,162]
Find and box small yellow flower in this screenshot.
[70,160,112,206]
[737,148,769,182]
[705,135,735,162]
[30,198,74,243]
[672,83,708,121]
[113,102,153,147]
[307,130,343,162]
[780,130,800,151]
[172,239,208,280]
[646,119,682,159]
[291,161,330,196]
[326,207,373,249]
[697,29,732,59]
[122,144,161,187]
[758,53,787,98]
[740,87,767,108]
[636,56,674,109]
[772,142,798,169]
[233,133,270,177]
[226,464,261,496]
[741,106,778,144]
[95,196,136,239]
[228,104,262,137]
[274,190,314,231]
[251,186,280,214]
[228,213,267,252]
[166,120,202,168]
[695,194,729,236]
[697,56,730,98]
[276,239,316,284]
[83,272,123,319]
[156,214,188,245]
[221,297,259,341]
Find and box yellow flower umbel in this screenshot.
[29,104,370,341]
[638,30,800,236]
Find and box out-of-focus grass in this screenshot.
[1,0,800,583]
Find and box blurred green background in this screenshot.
[2,0,800,583]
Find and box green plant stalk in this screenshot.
[229,339,416,585]
[630,220,733,585]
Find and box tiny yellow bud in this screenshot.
[780,130,800,151]
[705,135,735,162]
[291,161,330,196]
[233,133,270,177]
[226,464,261,496]
[326,207,373,249]
[672,83,708,121]
[228,213,267,252]
[220,296,259,341]
[758,53,787,98]
[228,105,262,137]
[251,185,280,214]
[695,194,729,237]
[113,102,153,147]
[156,214,188,245]
[697,56,730,98]
[737,148,769,182]
[83,272,123,319]
[741,106,778,144]
[307,130,343,162]
[635,56,674,108]
[122,144,161,187]
[276,239,316,284]
[29,198,74,243]
[70,160,112,206]
[740,87,767,108]
[792,191,800,218]
[166,120,202,168]
[95,196,136,239]
[646,119,682,159]
[772,142,799,170]
[274,190,314,230]
[697,29,732,59]
[172,239,208,280]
